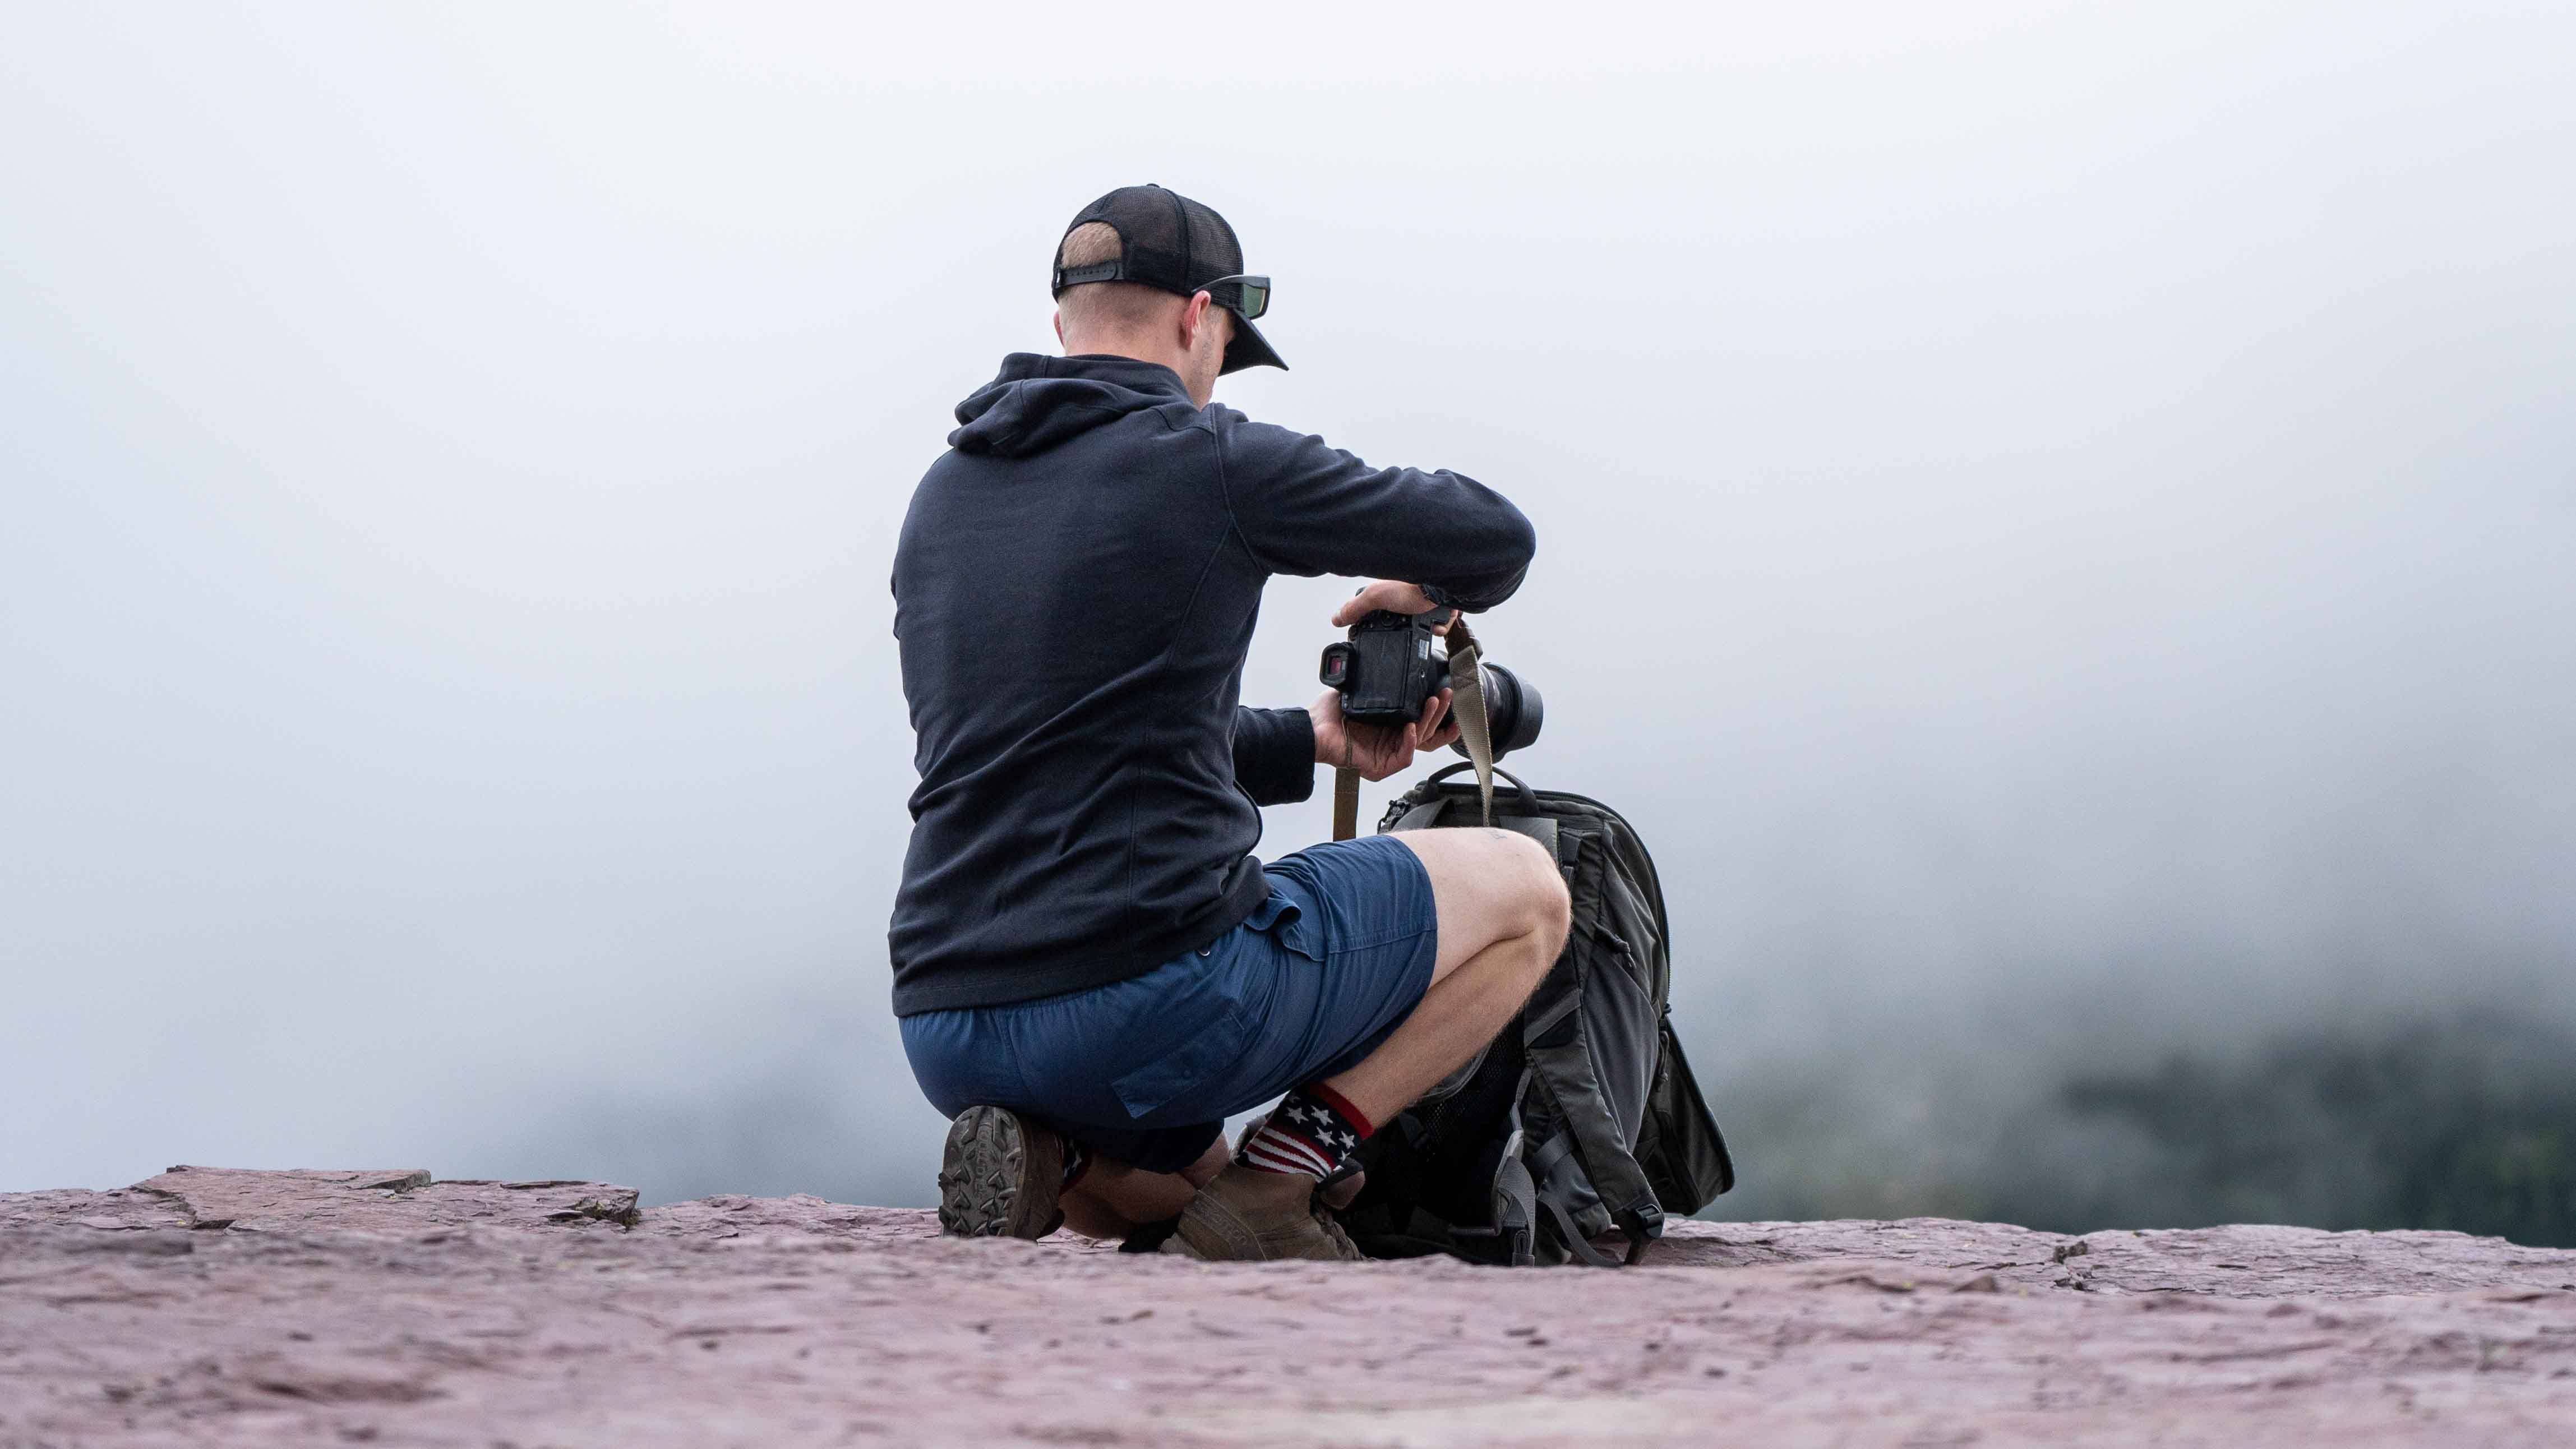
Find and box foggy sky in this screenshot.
[4,2,2569,1216]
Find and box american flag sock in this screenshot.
[1060,1139,1090,1191]
[1235,1083,1373,1180]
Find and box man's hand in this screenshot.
[1312,686,1459,782]
[1333,580,1456,634]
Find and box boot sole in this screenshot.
[936,1105,1062,1240]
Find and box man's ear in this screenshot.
[1179,290,1213,352]
[1052,310,1065,348]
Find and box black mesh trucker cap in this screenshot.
[1050,184,1286,375]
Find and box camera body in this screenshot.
[1318,608,1446,726]
[1318,607,1545,759]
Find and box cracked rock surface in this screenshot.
[4,1168,2574,1446]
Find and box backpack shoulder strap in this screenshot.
[1520,940,1666,1266]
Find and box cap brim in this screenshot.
[1219,312,1287,375]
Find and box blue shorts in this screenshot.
[900,833,1439,1174]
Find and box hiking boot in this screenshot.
[936,1105,1065,1240]
[1172,1162,1367,1262]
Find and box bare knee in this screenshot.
[1521,845,1572,962]
[1480,830,1569,968]
[1400,827,1572,980]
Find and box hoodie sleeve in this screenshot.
[1216,417,1536,612]
[1231,707,1315,807]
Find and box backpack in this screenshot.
[1331,761,1735,1266]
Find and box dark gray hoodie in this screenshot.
[889,353,1535,1014]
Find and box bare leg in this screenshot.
[963,834,1554,1246]
[1167,829,1568,1262]
[1019,827,1564,1247]
[1319,828,1570,1128]
[1141,831,1566,1262]
[1058,1133,1227,1240]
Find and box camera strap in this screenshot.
[1332,763,1363,841]
[1444,616,1498,829]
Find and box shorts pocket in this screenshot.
[1245,888,1322,964]
[1108,970,1255,1122]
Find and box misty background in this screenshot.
[4,3,2570,1240]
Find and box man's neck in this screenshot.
[1061,337,1184,371]
[1059,336,1206,405]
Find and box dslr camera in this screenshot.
[1318,607,1544,758]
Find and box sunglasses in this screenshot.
[1201,274,1271,320]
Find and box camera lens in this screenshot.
[1454,662,1543,759]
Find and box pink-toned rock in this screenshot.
[4,1167,2573,1446]
[632,1191,941,1245]
[1642,1216,2576,1299]
[0,1185,191,1234]
[129,1165,639,1233]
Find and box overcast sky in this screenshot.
[4,2,2569,1212]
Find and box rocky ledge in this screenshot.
[4,1167,2574,1446]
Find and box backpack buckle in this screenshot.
[1617,1203,1665,1266]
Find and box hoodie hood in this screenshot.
[948,353,1194,459]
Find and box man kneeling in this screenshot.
[889,186,1565,1261]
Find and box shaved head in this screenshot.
[1054,222,1181,335]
